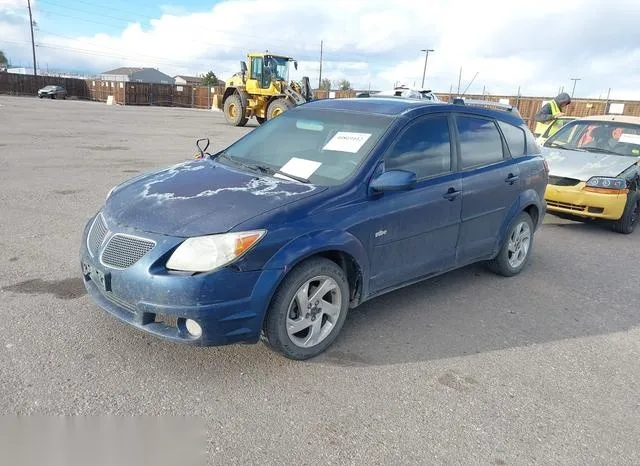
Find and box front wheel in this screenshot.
[267,98,292,120]
[487,212,534,277]
[613,190,639,234]
[262,257,350,360]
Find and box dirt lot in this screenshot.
[1,96,639,465]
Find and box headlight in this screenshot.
[166,230,266,272]
[585,177,627,190]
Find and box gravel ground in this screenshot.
[1,95,639,465]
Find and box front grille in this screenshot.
[101,234,155,269]
[87,214,108,257]
[548,176,581,186]
[547,200,587,212]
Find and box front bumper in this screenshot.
[80,213,284,346]
[544,182,626,220]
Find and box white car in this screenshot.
[357,86,441,102]
[373,86,442,102]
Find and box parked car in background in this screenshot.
[535,115,576,145]
[80,96,547,360]
[541,115,640,233]
[38,85,67,99]
[362,86,442,102]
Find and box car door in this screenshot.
[366,114,463,294]
[454,114,522,265]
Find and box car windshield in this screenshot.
[265,56,290,81]
[544,120,640,157]
[216,108,394,186]
[43,85,56,90]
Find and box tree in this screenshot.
[319,78,331,91]
[0,50,8,67]
[337,79,351,91]
[201,71,219,87]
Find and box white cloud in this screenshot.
[1,0,640,99]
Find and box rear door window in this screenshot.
[456,116,505,169]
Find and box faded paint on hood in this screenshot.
[102,159,324,237]
[542,147,638,181]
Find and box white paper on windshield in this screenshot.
[276,157,321,180]
[619,133,640,144]
[322,132,372,153]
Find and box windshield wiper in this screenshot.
[251,164,310,184]
[547,143,570,150]
[216,154,310,183]
[581,147,617,155]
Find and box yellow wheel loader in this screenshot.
[219,52,314,126]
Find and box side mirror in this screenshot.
[240,61,248,73]
[370,170,417,193]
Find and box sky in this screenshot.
[2,0,640,99]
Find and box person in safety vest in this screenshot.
[534,92,572,137]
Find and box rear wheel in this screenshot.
[267,98,292,120]
[487,212,534,277]
[223,94,248,126]
[613,190,639,234]
[262,257,350,360]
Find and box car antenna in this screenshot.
[194,138,210,159]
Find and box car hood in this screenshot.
[102,159,325,237]
[542,147,639,181]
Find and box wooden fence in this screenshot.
[3,73,640,131]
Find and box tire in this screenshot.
[256,116,266,125]
[262,257,350,360]
[223,94,248,127]
[267,98,293,120]
[612,190,639,234]
[487,212,534,277]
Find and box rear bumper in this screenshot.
[544,183,626,220]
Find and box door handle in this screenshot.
[505,173,520,184]
[442,187,461,201]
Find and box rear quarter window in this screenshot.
[497,120,526,157]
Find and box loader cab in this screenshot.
[246,53,296,92]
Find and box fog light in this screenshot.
[185,319,202,338]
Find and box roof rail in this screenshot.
[452,97,520,115]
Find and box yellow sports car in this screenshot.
[540,115,640,233]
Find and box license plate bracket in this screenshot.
[82,260,111,292]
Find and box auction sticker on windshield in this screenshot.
[322,132,372,153]
[278,157,322,179]
[619,133,640,144]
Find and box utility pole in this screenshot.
[318,40,323,89]
[420,48,434,88]
[570,77,581,98]
[27,0,37,76]
[457,67,462,95]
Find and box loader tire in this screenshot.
[224,94,248,127]
[267,98,292,120]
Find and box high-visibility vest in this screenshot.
[534,100,563,137]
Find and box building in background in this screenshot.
[173,75,203,86]
[99,67,174,84]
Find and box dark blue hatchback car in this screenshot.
[80,96,548,360]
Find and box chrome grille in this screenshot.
[101,234,155,269]
[87,214,108,257]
